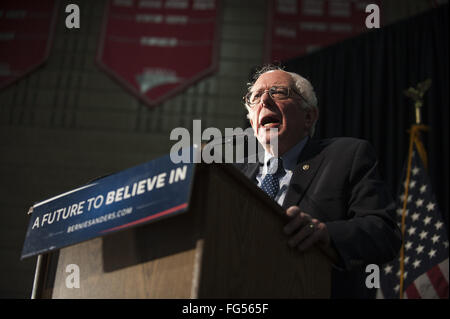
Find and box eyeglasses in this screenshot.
[243,86,306,107]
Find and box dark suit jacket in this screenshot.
[234,137,402,298]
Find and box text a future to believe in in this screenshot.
[30,165,188,230]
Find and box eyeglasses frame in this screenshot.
[243,86,311,109]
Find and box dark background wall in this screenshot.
[0,0,445,298]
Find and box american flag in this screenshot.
[379,144,449,298]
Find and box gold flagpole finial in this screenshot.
[403,79,432,124]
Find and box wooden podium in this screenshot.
[31,163,331,298]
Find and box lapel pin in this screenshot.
[302,164,310,171]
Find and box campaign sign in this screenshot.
[0,0,57,89]
[97,0,220,107]
[21,153,195,259]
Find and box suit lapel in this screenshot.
[236,143,264,181]
[241,162,259,180]
[282,139,325,209]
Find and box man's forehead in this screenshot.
[252,70,293,90]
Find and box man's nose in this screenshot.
[260,90,273,106]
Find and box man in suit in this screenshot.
[235,65,402,298]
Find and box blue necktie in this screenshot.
[260,158,282,199]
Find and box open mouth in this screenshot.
[260,115,281,128]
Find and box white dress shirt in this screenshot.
[256,136,309,206]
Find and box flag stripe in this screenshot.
[376,288,384,299]
[427,262,449,298]
[405,283,421,299]
[413,271,439,298]
[439,258,449,282]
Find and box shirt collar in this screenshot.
[263,136,309,171]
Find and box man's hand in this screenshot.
[283,206,330,251]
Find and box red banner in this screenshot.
[0,0,57,89]
[97,0,220,107]
[266,0,380,62]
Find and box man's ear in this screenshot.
[304,108,314,126]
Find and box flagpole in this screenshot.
[398,125,427,298]
[399,79,431,298]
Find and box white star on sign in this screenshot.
[384,264,393,274]
[415,198,424,207]
[420,185,427,194]
[419,231,428,240]
[416,245,424,254]
[428,249,437,258]
[431,234,440,244]
[412,167,420,175]
[426,202,436,211]
[408,227,417,236]
[435,221,443,230]
[413,259,421,268]
[405,241,413,250]
[411,212,420,222]
[444,241,449,248]
[398,255,410,264]
[394,284,399,292]
[423,216,432,226]
[409,180,416,189]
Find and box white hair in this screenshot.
[244,67,319,137]
[287,71,319,137]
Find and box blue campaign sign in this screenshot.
[21,153,195,259]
